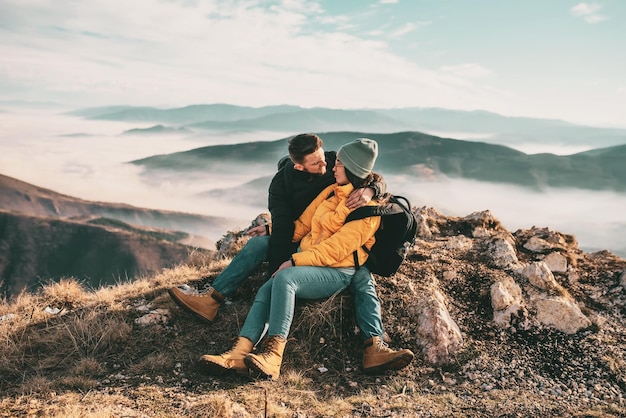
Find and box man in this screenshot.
[169,133,413,374]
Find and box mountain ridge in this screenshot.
[131,131,626,193]
[0,173,238,241]
[71,103,626,148]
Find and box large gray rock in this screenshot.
[543,252,568,273]
[415,288,464,365]
[490,276,524,328]
[521,262,561,292]
[489,236,520,270]
[534,296,591,334]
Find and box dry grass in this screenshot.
[1,238,625,417]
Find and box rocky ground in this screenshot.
[168,207,626,416]
[1,207,624,417]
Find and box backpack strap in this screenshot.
[345,203,403,223]
[345,205,385,272]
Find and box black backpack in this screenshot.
[345,195,418,277]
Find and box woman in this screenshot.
[198,138,408,380]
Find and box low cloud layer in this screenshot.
[1,109,624,256]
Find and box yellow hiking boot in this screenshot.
[168,286,224,323]
[363,336,414,374]
[198,337,254,375]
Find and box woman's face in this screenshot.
[333,158,349,185]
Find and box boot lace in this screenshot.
[376,338,392,353]
[223,337,244,356]
[258,338,278,357]
[258,336,288,358]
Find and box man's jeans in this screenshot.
[211,235,384,340]
[211,236,270,296]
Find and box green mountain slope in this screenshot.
[131,131,626,192]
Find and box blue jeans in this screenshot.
[211,235,385,340]
[239,266,352,342]
[211,236,270,297]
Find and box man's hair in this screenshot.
[288,133,323,164]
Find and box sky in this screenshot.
[1,0,625,127]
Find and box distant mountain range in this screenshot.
[122,125,193,136]
[131,131,626,193]
[68,103,626,148]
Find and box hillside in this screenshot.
[0,207,623,417]
[121,125,193,136]
[189,108,404,132]
[132,131,626,192]
[0,210,213,299]
[0,173,237,243]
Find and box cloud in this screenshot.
[388,22,417,38]
[569,2,608,24]
[583,14,608,23]
[570,2,601,16]
[379,0,399,4]
[0,0,508,113]
[439,63,493,78]
[0,0,621,127]
[387,21,430,39]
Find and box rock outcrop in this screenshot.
[212,207,625,368]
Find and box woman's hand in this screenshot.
[271,259,294,277]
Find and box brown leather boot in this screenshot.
[168,286,224,323]
[363,336,414,374]
[244,336,287,380]
[198,337,254,375]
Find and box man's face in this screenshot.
[295,147,327,175]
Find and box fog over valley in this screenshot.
[1,107,625,257]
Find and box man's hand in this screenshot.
[246,225,267,237]
[346,187,374,209]
[271,259,294,277]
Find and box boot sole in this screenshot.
[244,356,279,380]
[198,358,248,376]
[363,352,414,375]
[168,288,216,324]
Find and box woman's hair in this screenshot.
[345,170,388,202]
[288,133,323,164]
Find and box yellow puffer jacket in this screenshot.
[291,183,380,268]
